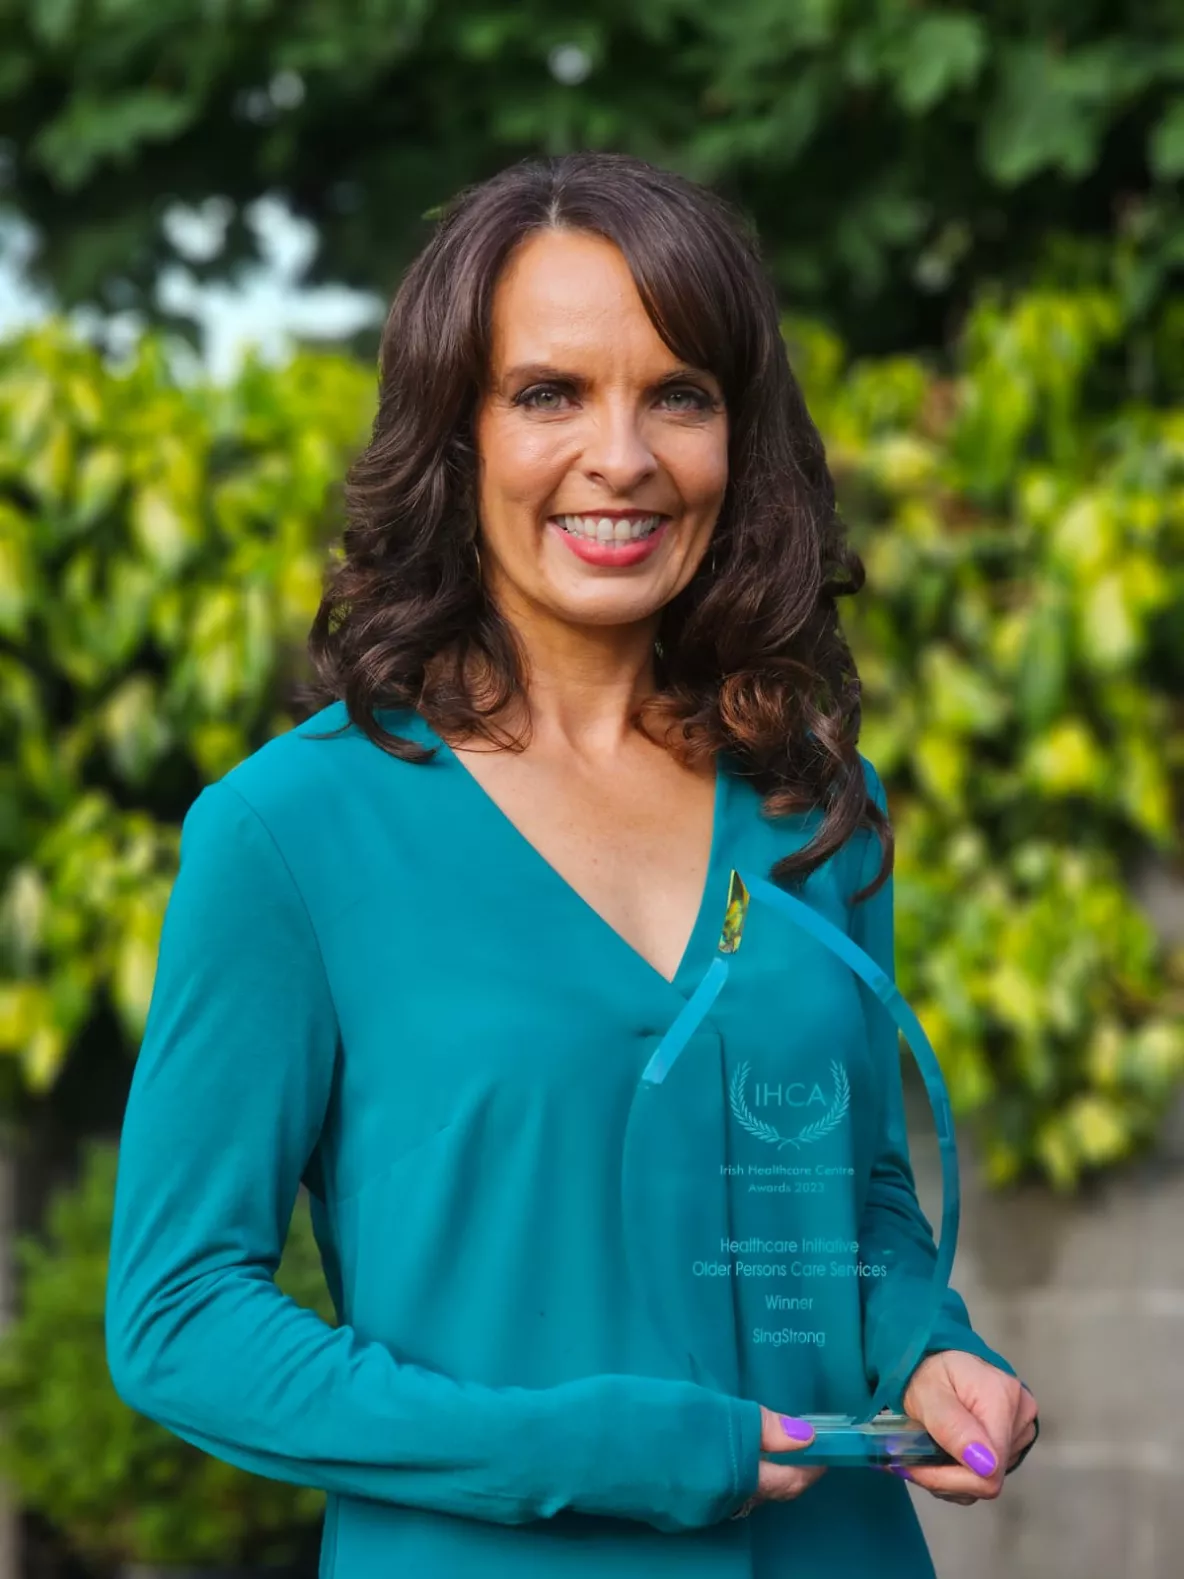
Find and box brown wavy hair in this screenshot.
[302,151,892,904]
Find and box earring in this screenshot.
[473,540,482,582]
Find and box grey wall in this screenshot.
[909,1089,1184,1579]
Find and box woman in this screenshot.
[106,152,1038,1578]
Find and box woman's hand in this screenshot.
[739,1408,827,1511]
[895,1351,1039,1505]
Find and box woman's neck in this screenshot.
[476,592,662,757]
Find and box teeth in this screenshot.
[554,513,662,542]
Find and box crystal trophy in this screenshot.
[620,869,959,1468]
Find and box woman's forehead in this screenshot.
[488,231,674,370]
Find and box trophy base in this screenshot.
[775,1413,956,1468]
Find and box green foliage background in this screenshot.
[1,1,1182,360]
[2,288,1180,1192]
[0,1141,331,1565]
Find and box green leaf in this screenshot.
[0,508,38,639]
[99,676,172,786]
[72,446,125,530]
[32,90,197,187]
[982,45,1107,185]
[28,0,81,48]
[130,487,200,574]
[1015,589,1071,730]
[1149,98,1184,179]
[892,14,986,115]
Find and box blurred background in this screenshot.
[0,4,1182,1577]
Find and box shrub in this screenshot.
[0,292,1180,1187]
[0,1140,331,1568]
[792,287,1183,1185]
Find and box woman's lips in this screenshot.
[547,518,670,567]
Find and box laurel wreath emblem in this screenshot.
[728,1060,850,1151]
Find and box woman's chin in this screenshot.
[533,578,670,632]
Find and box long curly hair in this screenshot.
[302,151,891,904]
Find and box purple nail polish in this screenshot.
[779,1415,814,1442]
[889,1464,912,1480]
[963,1442,997,1477]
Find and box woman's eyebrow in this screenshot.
[502,362,584,388]
[500,361,717,390]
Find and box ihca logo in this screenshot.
[729,1060,850,1152]
[751,1080,828,1108]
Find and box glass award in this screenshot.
[621,869,959,1469]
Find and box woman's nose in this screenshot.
[579,405,658,493]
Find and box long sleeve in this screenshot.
[849,762,1014,1409]
[105,780,761,1533]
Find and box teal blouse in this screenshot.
[106,701,1013,1579]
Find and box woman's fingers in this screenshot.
[1007,1418,1038,1470]
[905,1456,1004,1500]
[889,1357,1039,1505]
[1006,1385,1040,1470]
[902,1387,1007,1502]
[756,1457,827,1502]
[753,1408,827,1504]
[758,1407,818,1454]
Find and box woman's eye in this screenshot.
[660,386,714,412]
[513,383,716,413]
[515,385,572,410]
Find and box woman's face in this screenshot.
[473,229,729,633]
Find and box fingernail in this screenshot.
[779,1415,814,1442]
[889,1465,912,1480]
[963,1442,997,1477]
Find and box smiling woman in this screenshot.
[105,152,1036,1579]
[301,153,877,891]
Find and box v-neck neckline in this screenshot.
[422,719,731,996]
